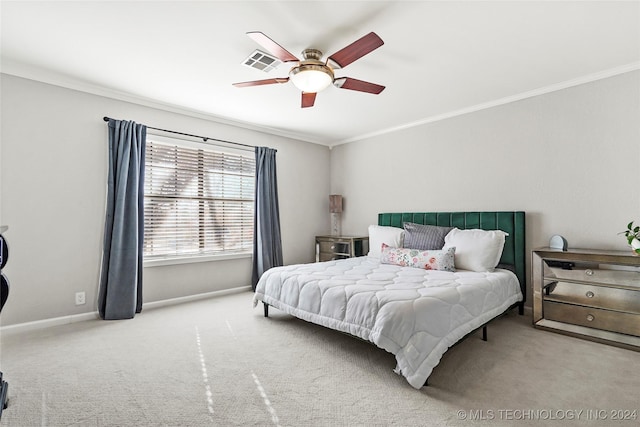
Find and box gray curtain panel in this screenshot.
[252,146,283,290]
[98,119,146,320]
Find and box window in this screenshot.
[143,136,255,260]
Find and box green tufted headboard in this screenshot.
[378,211,526,301]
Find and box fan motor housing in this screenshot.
[301,48,323,61]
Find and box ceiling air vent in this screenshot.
[242,49,282,73]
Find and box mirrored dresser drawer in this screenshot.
[544,301,640,337]
[533,248,640,350]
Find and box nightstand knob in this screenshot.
[585,269,594,276]
[330,245,335,250]
[586,291,595,298]
[586,314,595,322]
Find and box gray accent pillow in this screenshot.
[402,222,453,250]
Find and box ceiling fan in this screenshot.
[233,31,385,108]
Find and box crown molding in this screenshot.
[3,59,638,148]
[333,62,640,147]
[0,59,328,146]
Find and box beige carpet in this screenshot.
[0,291,638,426]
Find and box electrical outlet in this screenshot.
[75,291,86,305]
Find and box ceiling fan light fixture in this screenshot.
[235,31,385,107]
[289,64,334,93]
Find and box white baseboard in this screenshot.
[0,285,251,334]
[142,286,251,311]
[0,311,101,334]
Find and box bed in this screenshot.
[253,211,526,389]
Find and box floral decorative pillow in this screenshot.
[380,243,456,271]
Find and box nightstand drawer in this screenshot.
[318,241,350,254]
[547,266,640,288]
[545,281,640,314]
[544,301,640,336]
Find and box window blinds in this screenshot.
[144,140,255,259]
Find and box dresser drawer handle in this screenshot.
[585,269,594,276]
[330,245,335,250]
[586,314,595,322]
[586,291,595,298]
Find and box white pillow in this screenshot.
[367,225,405,258]
[443,228,508,272]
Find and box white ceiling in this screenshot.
[2,1,639,146]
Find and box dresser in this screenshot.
[315,235,369,262]
[532,248,640,350]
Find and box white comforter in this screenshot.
[253,256,522,389]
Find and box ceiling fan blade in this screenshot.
[334,77,385,94]
[327,32,384,69]
[233,78,289,88]
[246,31,299,63]
[301,92,317,108]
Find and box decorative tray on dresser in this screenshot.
[532,247,640,351]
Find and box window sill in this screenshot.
[144,252,251,267]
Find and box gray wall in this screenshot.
[331,71,640,303]
[2,70,638,325]
[0,74,330,326]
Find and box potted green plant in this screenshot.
[620,221,640,255]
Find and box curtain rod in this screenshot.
[103,116,255,150]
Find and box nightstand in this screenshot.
[532,247,640,351]
[315,235,369,262]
